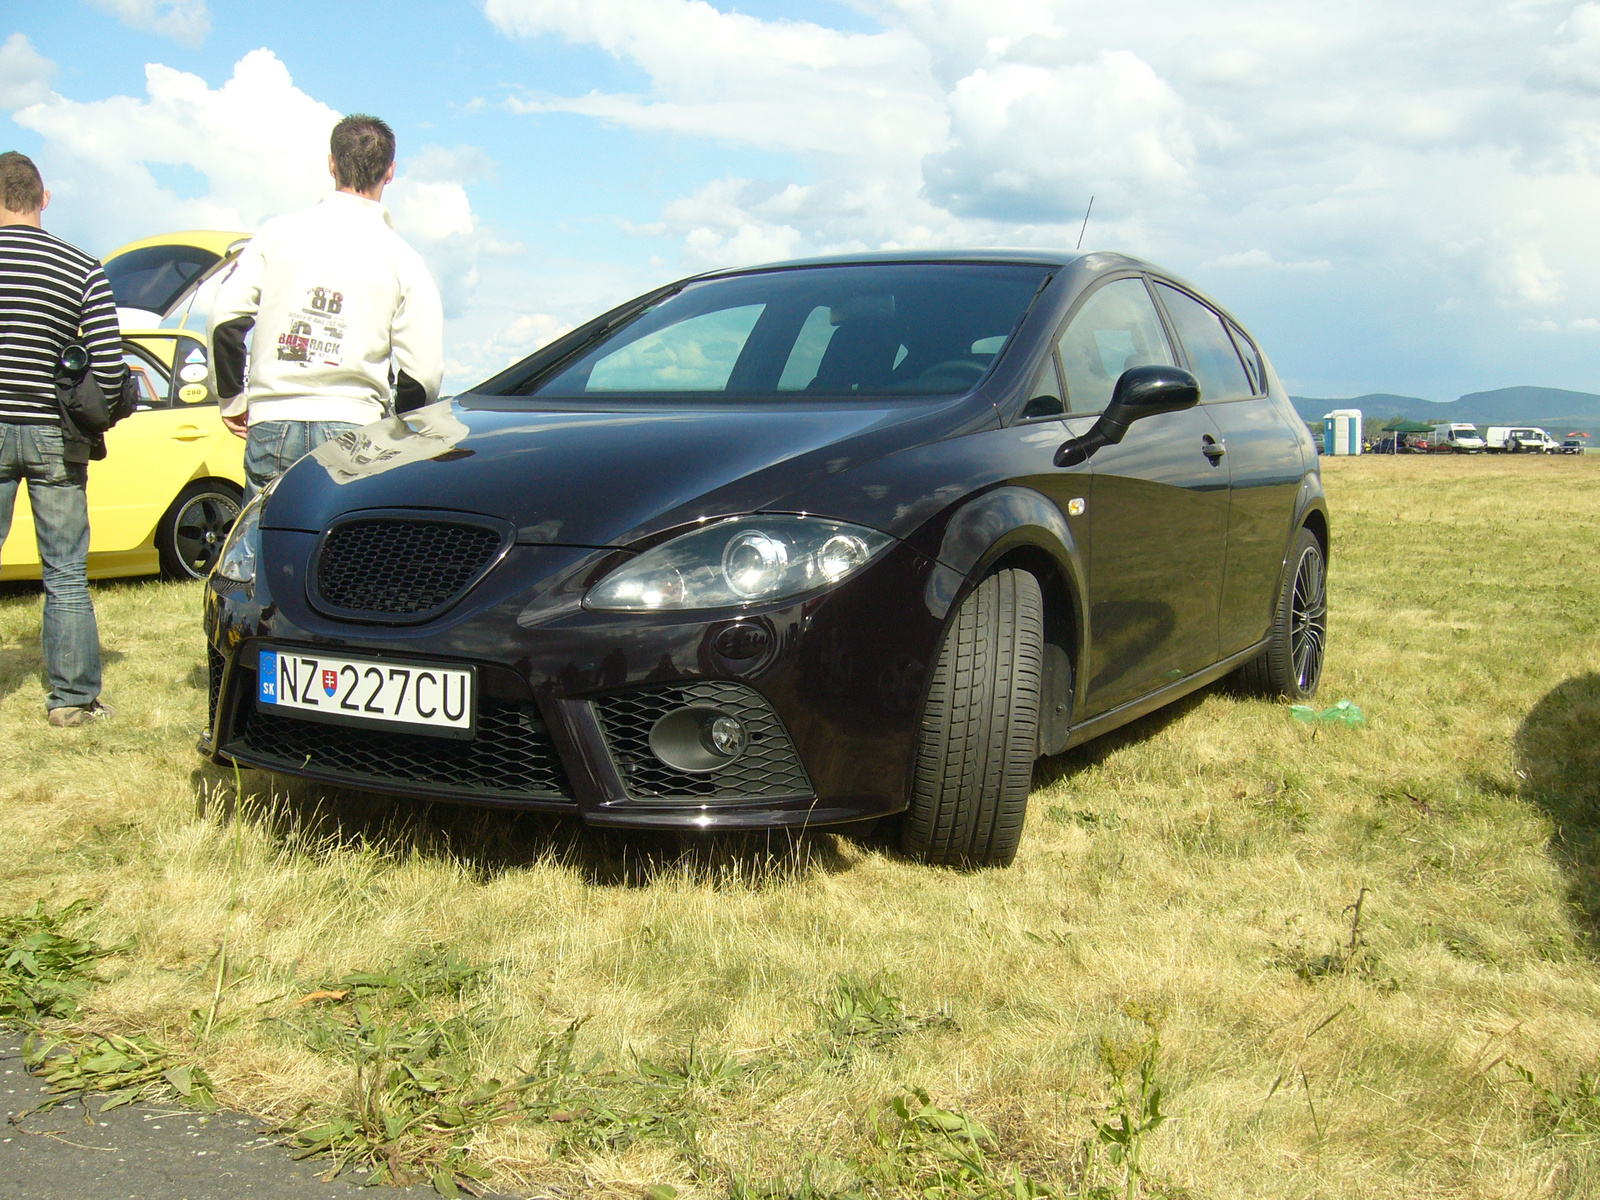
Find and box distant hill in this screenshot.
[1291,386,1600,427]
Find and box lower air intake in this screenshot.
[591,681,813,802]
[230,689,572,803]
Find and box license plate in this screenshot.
[256,647,475,738]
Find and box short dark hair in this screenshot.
[0,152,44,214]
[330,115,395,193]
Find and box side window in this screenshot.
[777,306,838,390]
[1154,283,1253,403]
[1226,320,1265,395]
[1054,278,1175,414]
[122,349,169,411]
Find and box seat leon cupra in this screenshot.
[202,250,1329,867]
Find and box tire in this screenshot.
[1236,527,1327,700]
[157,479,244,581]
[900,569,1043,868]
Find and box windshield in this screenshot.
[524,263,1052,400]
[103,244,221,314]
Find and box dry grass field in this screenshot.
[1,452,1599,1198]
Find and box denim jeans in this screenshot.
[0,423,102,710]
[243,420,361,504]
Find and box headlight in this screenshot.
[585,515,893,612]
[215,494,263,584]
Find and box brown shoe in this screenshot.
[48,700,114,728]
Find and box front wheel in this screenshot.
[158,479,244,581]
[1236,528,1327,700]
[900,569,1043,868]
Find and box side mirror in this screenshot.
[1054,365,1201,467]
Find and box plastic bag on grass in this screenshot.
[1290,699,1366,727]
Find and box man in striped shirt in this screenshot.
[0,151,122,726]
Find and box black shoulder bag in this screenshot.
[55,342,135,463]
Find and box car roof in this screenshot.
[700,247,1093,276]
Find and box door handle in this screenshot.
[1202,435,1226,463]
[171,426,208,441]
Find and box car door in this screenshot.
[1055,275,1229,718]
[90,331,240,561]
[1152,283,1304,660]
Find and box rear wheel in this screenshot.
[900,569,1043,868]
[158,479,243,581]
[1236,527,1326,700]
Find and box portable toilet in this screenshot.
[1322,408,1363,455]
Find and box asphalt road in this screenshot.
[0,1033,449,1199]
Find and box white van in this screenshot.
[1429,423,1487,453]
[1486,426,1556,453]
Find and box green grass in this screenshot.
[1,453,1598,1197]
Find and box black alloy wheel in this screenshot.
[900,568,1043,868]
[1237,527,1327,700]
[158,480,243,581]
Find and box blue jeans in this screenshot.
[0,424,102,710]
[243,420,360,504]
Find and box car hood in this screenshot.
[262,395,993,547]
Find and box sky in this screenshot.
[6,0,1600,401]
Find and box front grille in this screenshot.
[312,519,503,617]
[592,682,813,802]
[231,696,573,802]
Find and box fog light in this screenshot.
[704,715,747,758]
[649,706,748,772]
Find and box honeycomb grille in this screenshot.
[207,645,225,726]
[312,519,503,617]
[592,682,813,802]
[231,694,572,801]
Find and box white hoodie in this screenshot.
[210,191,444,426]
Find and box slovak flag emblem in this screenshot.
[323,669,338,696]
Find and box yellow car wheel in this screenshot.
[157,479,243,581]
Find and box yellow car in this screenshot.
[0,328,246,583]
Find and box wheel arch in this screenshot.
[921,485,1087,757]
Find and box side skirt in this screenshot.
[1058,639,1268,753]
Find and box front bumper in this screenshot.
[202,536,945,830]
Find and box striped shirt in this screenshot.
[0,225,122,426]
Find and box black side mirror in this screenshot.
[1054,365,1201,467]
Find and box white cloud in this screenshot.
[16,49,338,236]
[12,51,503,316]
[1208,248,1332,272]
[1550,2,1600,89]
[0,34,55,110]
[481,0,1600,376]
[927,50,1195,220]
[84,0,212,47]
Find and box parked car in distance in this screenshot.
[1486,426,1557,453]
[203,250,1329,867]
[0,329,245,583]
[1557,437,1588,454]
[1428,423,1486,453]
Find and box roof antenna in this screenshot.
[1076,195,1094,250]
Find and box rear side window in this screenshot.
[1225,320,1264,395]
[1154,283,1253,403]
[1054,277,1175,414]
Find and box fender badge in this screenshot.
[1068,498,1086,516]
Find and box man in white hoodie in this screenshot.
[211,114,444,502]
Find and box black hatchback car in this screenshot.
[203,250,1328,867]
